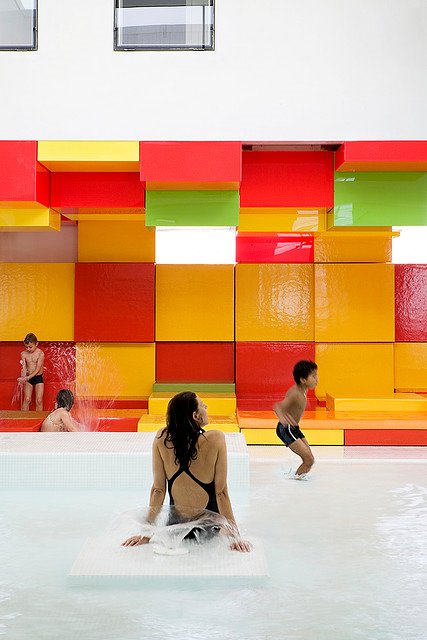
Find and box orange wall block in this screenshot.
[315,264,394,342]
[156,265,234,341]
[78,219,155,262]
[314,233,392,263]
[236,264,314,341]
[315,343,394,400]
[75,343,155,397]
[0,263,75,341]
[394,343,427,392]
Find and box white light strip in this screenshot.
[155,227,236,264]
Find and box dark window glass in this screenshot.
[0,0,37,51]
[114,0,214,51]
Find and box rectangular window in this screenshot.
[155,227,235,264]
[114,0,214,51]
[0,0,37,51]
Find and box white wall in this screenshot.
[0,0,426,140]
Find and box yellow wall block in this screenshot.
[395,343,427,392]
[138,414,238,432]
[315,263,394,342]
[76,343,155,397]
[314,233,392,263]
[156,265,234,341]
[78,219,155,262]
[149,392,236,415]
[239,209,326,232]
[326,393,427,411]
[241,428,343,445]
[0,263,74,340]
[38,141,139,172]
[236,263,314,341]
[0,208,60,231]
[315,343,394,400]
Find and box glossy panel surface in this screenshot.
[314,264,394,342]
[238,210,326,232]
[240,151,334,207]
[236,264,314,341]
[236,341,315,400]
[0,208,60,231]
[149,392,236,416]
[75,263,155,342]
[140,141,241,186]
[0,263,75,340]
[344,430,427,445]
[395,265,427,342]
[77,220,154,262]
[37,141,139,172]
[394,343,427,391]
[314,233,392,263]
[0,141,49,206]
[333,172,427,226]
[336,141,427,172]
[236,234,314,263]
[315,343,394,400]
[156,265,234,341]
[156,342,234,382]
[241,428,343,445]
[75,343,155,397]
[51,173,145,210]
[146,190,239,226]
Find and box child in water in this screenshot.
[274,360,318,480]
[40,389,79,432]
[18,333,45,411]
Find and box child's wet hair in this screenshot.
[24,333,38,344]
[293,360,317,384]
[56,389,74,411]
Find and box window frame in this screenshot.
[113,0,215,52]
[0,0,38,52]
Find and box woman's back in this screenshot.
[156,429,222,511]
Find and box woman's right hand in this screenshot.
[230,538,252,553]
[122,535,150,547]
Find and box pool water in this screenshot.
[0,447,426,640]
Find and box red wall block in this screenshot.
[0,419,43,432]
[236,342,316,406]
[156,342,234,382]
[75,264,155,342]
[336,141,427,171]
[395,265,427,341]
[140,142,242,185]
[236,234,314,263]
[240,151,333,207]
[51,172,145,211]
[0,141,49,206]
[97,417,139,432]
[0,342,76,410]
[345,430,427,446]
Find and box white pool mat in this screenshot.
[70,535,268,579]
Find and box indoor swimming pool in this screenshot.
[0,445,426,640]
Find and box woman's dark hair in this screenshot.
[293,360,317,384]
[161,391,204,467]
[56,389,74,411]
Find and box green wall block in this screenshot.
[333,172,427,226]
[146,190,239,226]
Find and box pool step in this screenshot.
[138,414,239,433]
[326,392,427,412]
[148,392,236,416]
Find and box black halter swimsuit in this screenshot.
[167,463,219,514]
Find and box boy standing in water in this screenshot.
[18,333,45,411]
[274,360,318,480]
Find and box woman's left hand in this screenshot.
[122,535,150,547]
[230,539,252,552]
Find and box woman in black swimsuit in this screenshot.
[122,391,251,552]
